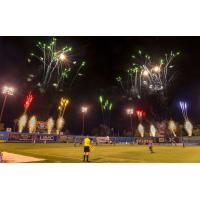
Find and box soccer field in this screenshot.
[1,143,200,163]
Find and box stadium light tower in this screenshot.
[0,86,15,122]
[81,106,88,135]
[126,108,134,135]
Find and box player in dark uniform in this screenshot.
[148,140,154,153]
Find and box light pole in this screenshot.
[81,106,88,135]
[0,86,14,123]
[126,108,134,135]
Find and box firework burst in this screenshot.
[179,101,188,120]
[116,50,180,99]
[58,97,69,117]
[98,95,113,129]
[29,38,86,92]
[24,91,34,113]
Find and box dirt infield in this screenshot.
[2,152,45,163]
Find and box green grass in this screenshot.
[1,143,200,163]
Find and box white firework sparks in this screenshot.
[18,114,28,133]
[150,124,156,137]
[138,123,144,137]
[184,119,193,136]
[28,115,37,134]
[56,116,65,133]
[168,120,177,137]
[47,117,55,134]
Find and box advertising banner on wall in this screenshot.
[37,134,58,142]
[156,121,167,136]
[96,136,110,144]
[8,133,35,142]
[0,131,9,142]
[135,137,180,144]
[183,136,200,145]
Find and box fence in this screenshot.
[0,132,58,143]
[1,131,200,145]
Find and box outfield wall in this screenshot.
[0,132,9,143]
[1,131,200,145]
[59,135,134,144]
[0,132,134,143]
[0,131,58,143]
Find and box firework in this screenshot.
[135,108,145,121]
[24,91,33,112]
[47,117,54,134]
[168,120,177,137]
[150,124,156,137]
[184,119,193,136]
[29,38,86,92]
[179,101,188,120]
[98,96,113,129]
[28,115,37,133]
[179,100,193,136]
[18,114,28,133]
[116,50,180,99]
[98,96,113,112]
[56,116,65,133]
[138,123,144,137]
[58,97,69,117]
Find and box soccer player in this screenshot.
[0,151,3,163]
[74,137,77,147]
[148,140,154,153]
[171,137,177,146]
[83,136,91,162]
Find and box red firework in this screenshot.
[135,108,146,119]
[24,91,34,111]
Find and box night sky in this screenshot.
[0,36,200,134]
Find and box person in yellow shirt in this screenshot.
[83,136,91,162]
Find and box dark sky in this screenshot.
[0,36,200,133]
